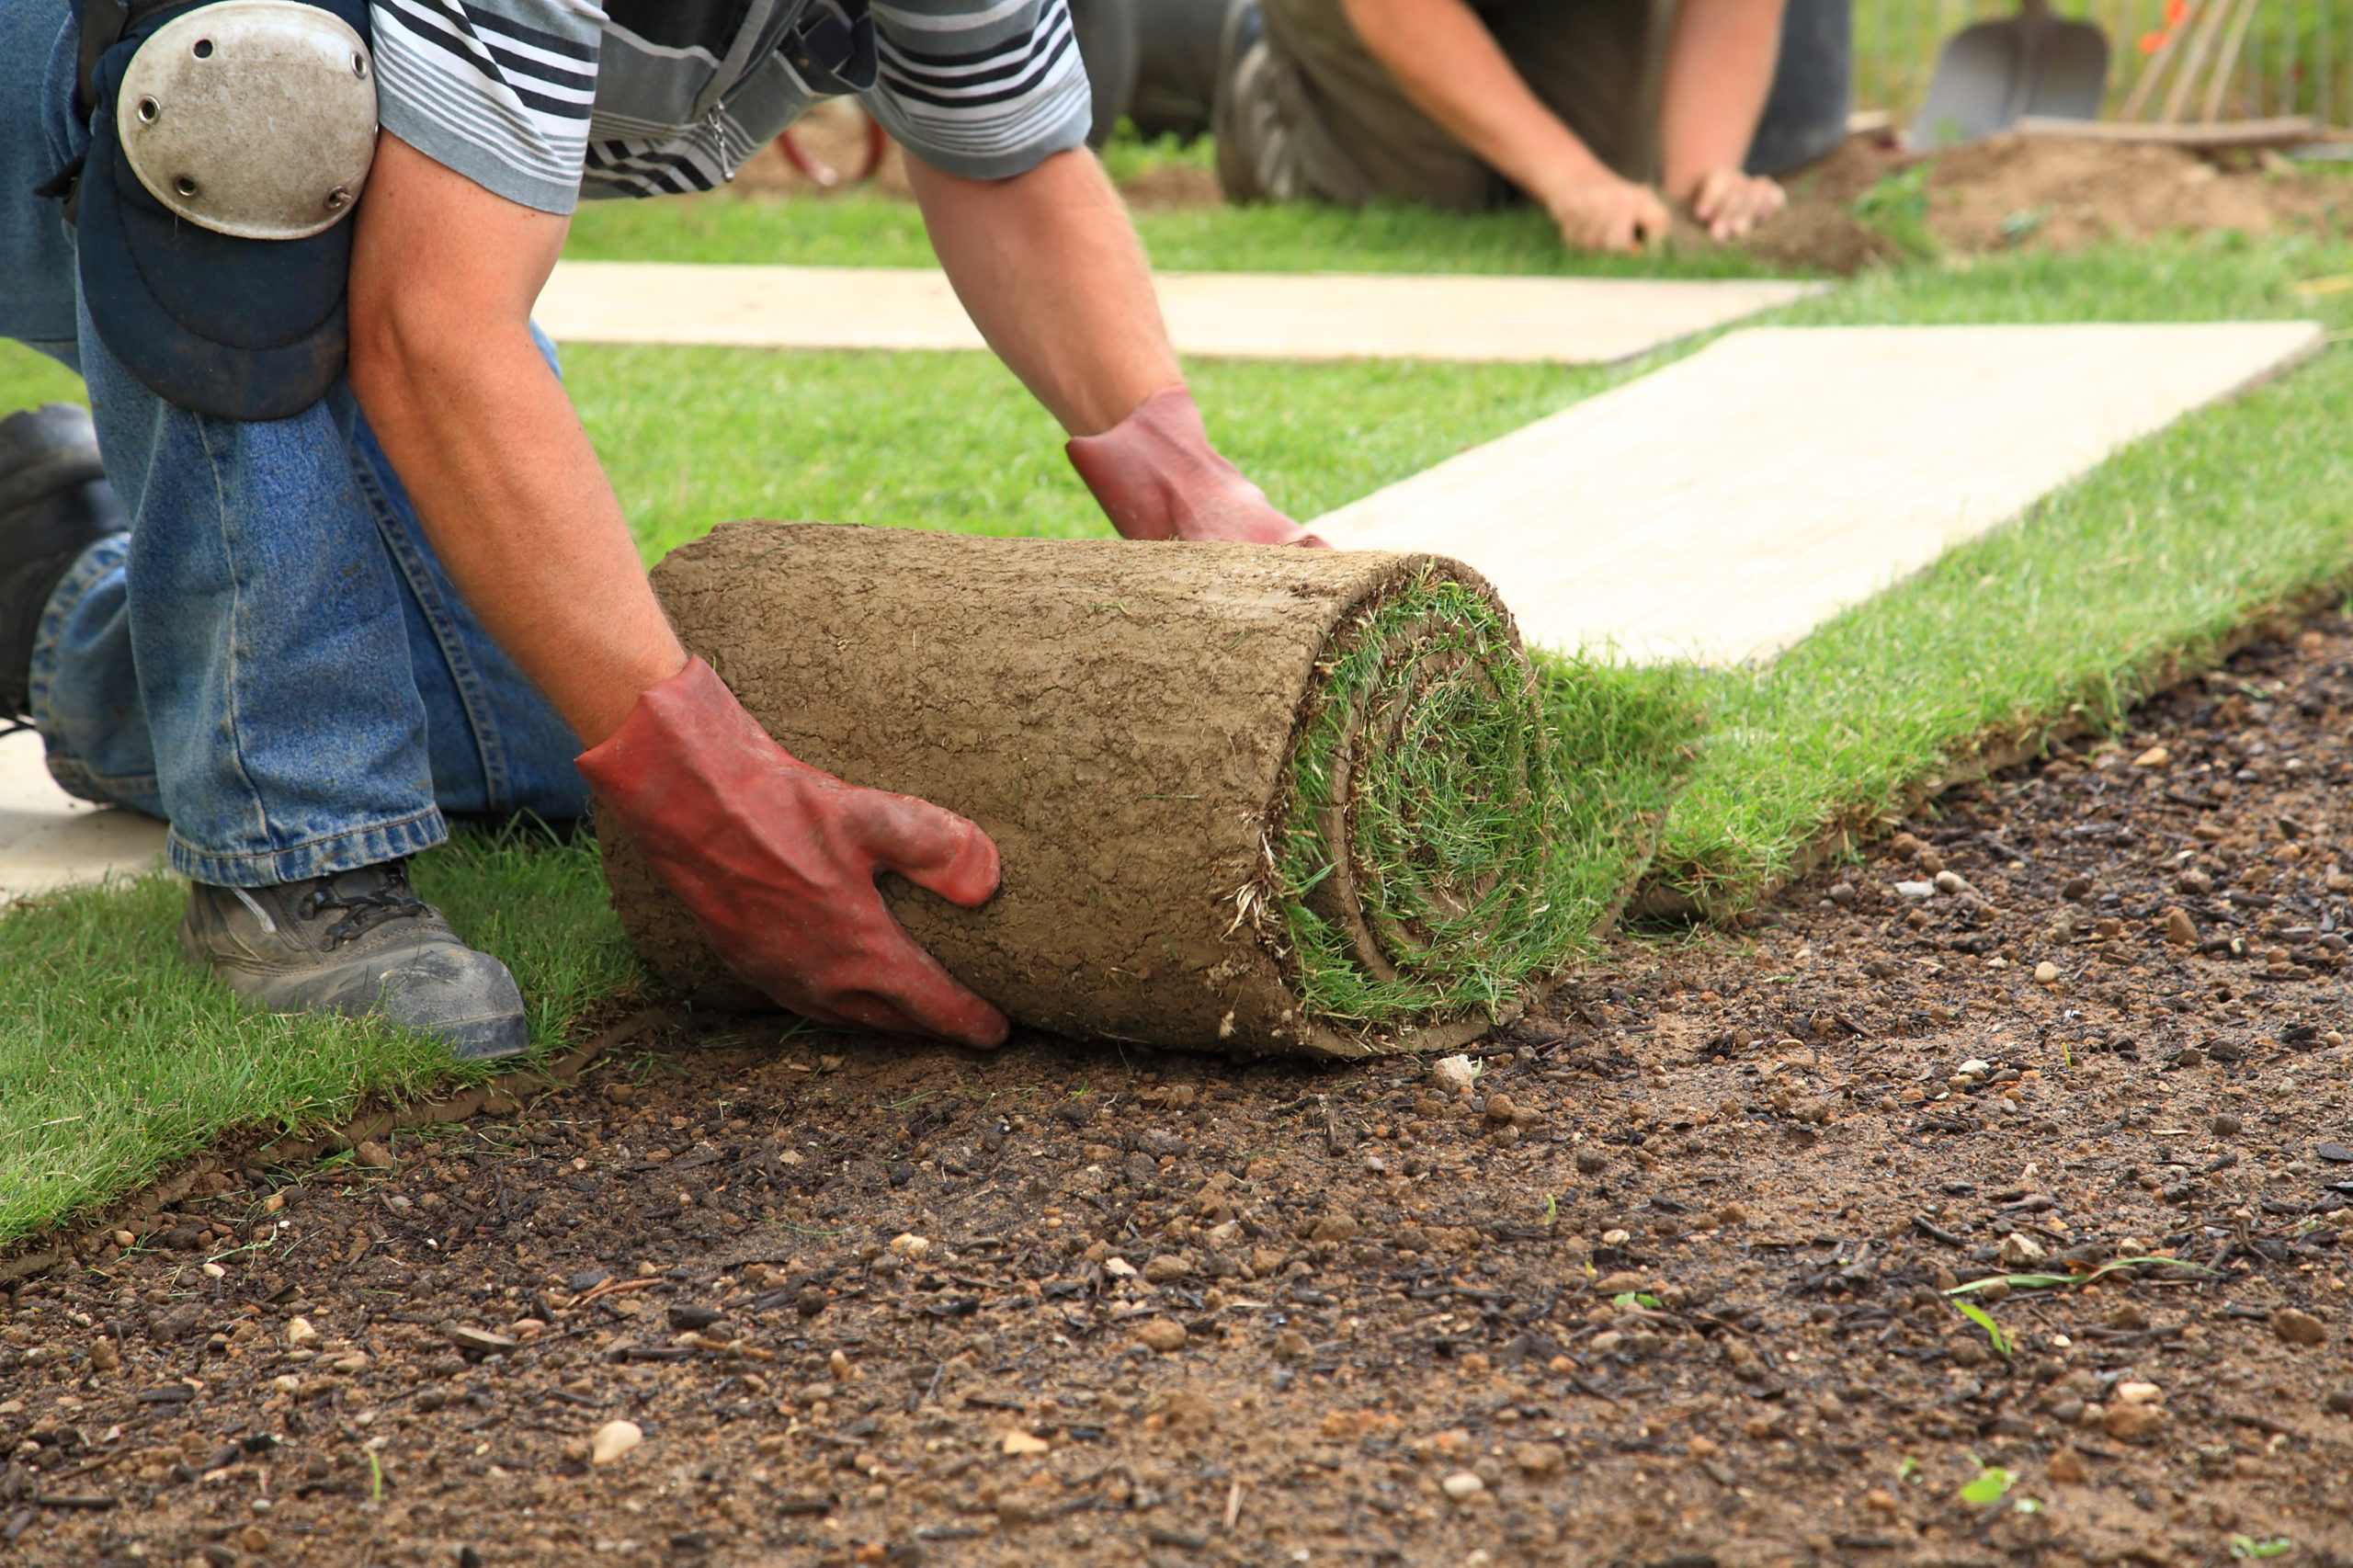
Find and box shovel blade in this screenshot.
[1910,15,2109,148]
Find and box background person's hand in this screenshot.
[1685,167,1786,240]
[1541,174,1673,254]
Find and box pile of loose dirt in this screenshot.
[1748,130,2349,273]
[10,614,2353,1567]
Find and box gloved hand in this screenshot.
[577,657,1009,1048]
[1067,385,1329,548]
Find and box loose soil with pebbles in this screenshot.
[13,620,2353,1568]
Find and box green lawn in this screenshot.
[6,188,2353,1247]
[563,184,1790,278]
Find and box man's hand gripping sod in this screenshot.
[577,659,1009,1048]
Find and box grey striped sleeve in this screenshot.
[861,0,1092,180]
[370,0,605,214]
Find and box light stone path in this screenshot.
[0,728,166,903]
[1313,321,2325,663]
[534,262,1821,364]
[0,318,2322,897]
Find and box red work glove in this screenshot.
[1066,385,1329,548]
[577,658,1009,1048]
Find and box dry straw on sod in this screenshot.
[599,523,1677,1056]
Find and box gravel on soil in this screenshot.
[12,619,2353,1566]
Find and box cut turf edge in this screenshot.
[0,1007,678,1286]
[1634,570,2353,925]
[1634,322,2353,926]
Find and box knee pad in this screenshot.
[74,0,377,421]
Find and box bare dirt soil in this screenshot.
[10,618,2353,1568]
[1744,131,2352,274]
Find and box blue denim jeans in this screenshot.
[1,0,590,886]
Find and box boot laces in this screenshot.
[299,863,429,950]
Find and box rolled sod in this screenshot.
[598,522,1572,1057]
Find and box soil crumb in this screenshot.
[11,615,2353,1565]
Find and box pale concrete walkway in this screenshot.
[0,729,165,903]
[1313,321,2325,663]
[534,262,1820,364]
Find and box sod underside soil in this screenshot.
[9,615,2353,1567]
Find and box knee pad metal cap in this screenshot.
[74,0,376,421]
[116,0,377,241]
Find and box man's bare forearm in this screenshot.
[1340,0,1604,206]
[347,135,686,748]
[1658,0,1786,199]
[907,149,1179,437]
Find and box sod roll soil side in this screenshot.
[600,522,1563,1057]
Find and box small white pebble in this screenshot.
[1441,1471,1484,1500]
[1431,1055,1481,1094]
[590,1420,643,1466]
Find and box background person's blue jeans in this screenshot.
[0,0,590,887]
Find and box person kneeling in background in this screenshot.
[1212,0,1797,252]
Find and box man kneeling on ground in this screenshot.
[0,0,1314,1059]
[1215,0,1791,252]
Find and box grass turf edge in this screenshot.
[0,1006,675,1286]
[1641,338,2353,920]
[0,824,642,1255]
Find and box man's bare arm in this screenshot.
[1339,0,1667,252]
[905,148,1178,437]
[347,132,687,746]
[1658,0,1789,237]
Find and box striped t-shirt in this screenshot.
[369,0,1093,214]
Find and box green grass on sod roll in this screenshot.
[1268,574,1705,1026]
[6,225,2353,1245]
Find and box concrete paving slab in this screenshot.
[1313,322,2325,663]
[535,262,1820,363]
[0,729,167,903]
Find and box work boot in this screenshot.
[1,404,127,722]
[179,860,530,1061]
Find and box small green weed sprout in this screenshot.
[1959,1466,2015,1506]
[1953,1299,2012,1358]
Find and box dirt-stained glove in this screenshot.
[577,657,1008,1048]
[1066,385,1329,548]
